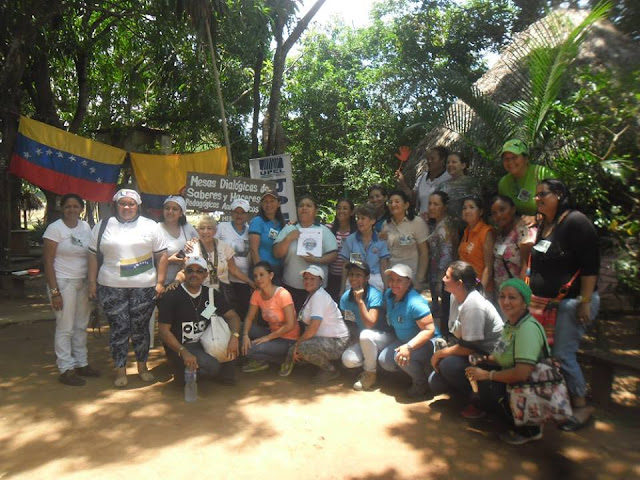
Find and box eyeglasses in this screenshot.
[185,268,206,275]
[534,191,553,199]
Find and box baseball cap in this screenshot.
[346,260,371,276]
[185,256,207,270]
[260,190,279,201]
[230,198,250,212]
[501,139,528,156]
[384,264,413,279]
[301,265,325,280]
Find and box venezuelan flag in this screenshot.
[9,116,126,202]
[130,148,227,210]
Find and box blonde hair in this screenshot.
[197,215,217,229]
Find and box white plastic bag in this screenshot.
[199,287,231,362]
[200,315,231,362]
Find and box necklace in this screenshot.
[187,291,203,320]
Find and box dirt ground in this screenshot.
[1,281,639,480]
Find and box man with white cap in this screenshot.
[378,263,444,398]
[158,255,242,385]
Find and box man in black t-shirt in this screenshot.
[158,256,242,384]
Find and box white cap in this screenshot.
[385,264,413,279]
[113,189,141,205]
[230,198,250,212]
[301,265,325,280]
[185,255,207,270]
[164,195,187,214]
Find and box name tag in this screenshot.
[201,303,217,319]
[350,253,363,263]
[517,189,531,202]
[398,235,412,246]
[533,239,551,253]
[495,243,507,256]
[466,242,475,254]
[268,228,278,239]
[344,310,356,322]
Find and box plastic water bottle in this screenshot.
[184,367,197,402]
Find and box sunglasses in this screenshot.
[534,191,553,199]
[185,268,206,275]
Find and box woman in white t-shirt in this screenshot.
[160,196,198,285]
[215,198,252,320]
[279,265,349,383]
[428,260,504,419]
[43,193,97,387]
[88,189,168,388]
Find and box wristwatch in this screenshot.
[50,288,61,297]
[232,332,240,338]
[576,295,591,304]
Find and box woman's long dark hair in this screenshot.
[367,184,390,222]
[388,189,416,220]
[330,198,357,234]
[449,260,483,295]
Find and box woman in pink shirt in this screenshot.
[241,261,300,373]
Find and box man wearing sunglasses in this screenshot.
[158,255,242,385]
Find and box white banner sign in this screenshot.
[249,154,297,223]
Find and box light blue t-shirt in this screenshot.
[340,285,389,332]
[248,215,282,268]
[274,223,338,289]
[384,288,440,342]
[339,231,390,275]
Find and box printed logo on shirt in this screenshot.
[119,253,153,277]
[70,234,85,247]
[181,320,207,343]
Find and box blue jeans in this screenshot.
[379,338,435,387]
[552,292,600,398]
[428,355,472,396]
[246,325,295,364]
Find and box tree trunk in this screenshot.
[251,47,264,158]
[264,0,327,155]
[204,16,234,176]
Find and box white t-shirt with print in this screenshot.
[89,216,168,288]
[43,219,92,279]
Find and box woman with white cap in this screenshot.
[215,198,252,319]
[88,188,168,387]
[159,195,198,286]
[279,265,350,384]
[378,263,444,398]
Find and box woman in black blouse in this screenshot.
[529,178,599,431]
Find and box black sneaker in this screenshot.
[76,365,101,377]
[59,370,86,387]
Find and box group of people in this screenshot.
[42,138,600,446]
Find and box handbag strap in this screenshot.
[511,315,552,366]
[502,257,514,279]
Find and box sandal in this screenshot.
[138,370,155,382]
[114,374,128,387]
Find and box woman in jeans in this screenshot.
[241,262,300,373]
[529,178,600,431]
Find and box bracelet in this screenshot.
[50,288,60,296]
[489,370,495,381]
[178,346,185,357]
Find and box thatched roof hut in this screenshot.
[404,8,640,184]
